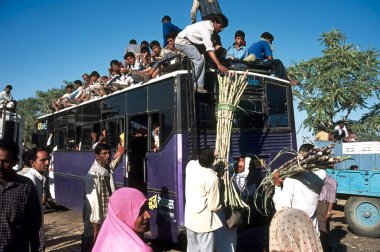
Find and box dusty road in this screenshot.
[44,201,379,252]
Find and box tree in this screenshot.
[17,85,67,148]
[288,29,380,138]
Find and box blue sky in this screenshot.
[1,0,379,144]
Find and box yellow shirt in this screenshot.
[315,131,329,141]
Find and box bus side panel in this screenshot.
[53,151,125,212]
[146,134,179,242]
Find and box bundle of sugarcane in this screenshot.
[214,71,250,224]
[254,144,351,214]
[215,71,248,164]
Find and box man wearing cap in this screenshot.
[226,30,248,60]
[0,84,15,109]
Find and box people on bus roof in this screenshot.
[315,125,329,141]
[226,30,248,60]
[247,32,291,81]
[162,15,181,47]
[0,84,17,110]
[175,13,229,93]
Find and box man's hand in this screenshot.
[93,223,101,244]
[273,169,283,187]
[324,211,332,221]
[217,64,228,74]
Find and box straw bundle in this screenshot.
[255,144,351,214]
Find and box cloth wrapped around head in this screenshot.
[92,188,153,252]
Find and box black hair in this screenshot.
[235,30,245,39]
[261,32,274,41]
[95,143,111,155]
[129,39,137,44]
[317,125,326,131]
[350,165,359,170]
[149,40,160,50]
[140,45,150,54]
[110,59,119,67]
[203,14,229,28]
[337,120,345,125]
[162,15,171,23]
[299,143,315,153]
[90,71,100,78]
[166,32,178,40]
[29,147,49,163]
[66,84,74,89]
[82,73,89,78]
[74,80,82,86]
[0,139,19,163]
[211,33,222,45]
[140,40,149,47]
[198,147,215,168]
[5,84,13,90]
[124,52,135,60]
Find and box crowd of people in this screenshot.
[315,120,358,143]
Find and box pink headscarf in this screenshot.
[92,188,153,252]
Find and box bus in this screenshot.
[1,108,23,167]
[34,65,296,242]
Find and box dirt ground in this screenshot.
[44,200,380,252]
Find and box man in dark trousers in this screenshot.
[0,139,44,252]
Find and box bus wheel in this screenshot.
[344,196,380,238]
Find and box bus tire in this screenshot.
[344,196,380,238]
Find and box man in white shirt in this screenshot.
[185,148,222,252]
[175,14,229,93]
[24,147,50,209]
[0,84,16,109]
[333,120,348,141]
[272,144,326,234]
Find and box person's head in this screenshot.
[108,188,150,233]
[30,147,50,174]
[162,15,171,23]
[317,125,326,132]
[90,71,100,83]
[166,32,178,49]
[350,165,359,170]
[299,143,315,154]
[198,147,215,168]
[234,30,245,47]
[0,139,19,180]
[95,143,111,167]
[65,84,74,93]
[337,120,345,128]
[149,40,161,55]
[140,40,149,48]
[4,84,12,94]
[261,32,274,44]
[211,33,222,46]
[140,45,150,55]
[235,157,245,173]
[74,80,83,88]
[110,59,121,75]
[129,39,137,45]
[204,14,229,33]
[124,52,136,65]
[82,73,90,83]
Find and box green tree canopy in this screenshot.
[17,84,68,148]
[288,29,380,139]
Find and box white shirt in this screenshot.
[334,125,348,137]
[272,169,326,234]
[175,20,215,51]
[185,160,222,233]
[24,168,46,209]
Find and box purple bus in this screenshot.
[34,69,296,243]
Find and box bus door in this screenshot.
[145,113,180,243]
[127,114,148,192]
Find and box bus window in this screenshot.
[56,129,66,150]
[104,119,124,149]
[55,113,66,129]
[233,98,265,129]
[102,95,126,120]
[83,101,101,123]
[267,82,289,128]
[150,114,160,151]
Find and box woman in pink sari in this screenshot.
[92,188,153,252]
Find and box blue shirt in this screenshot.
[162,22,182,47]
[225,44,248,60]
[247,40,272,60]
